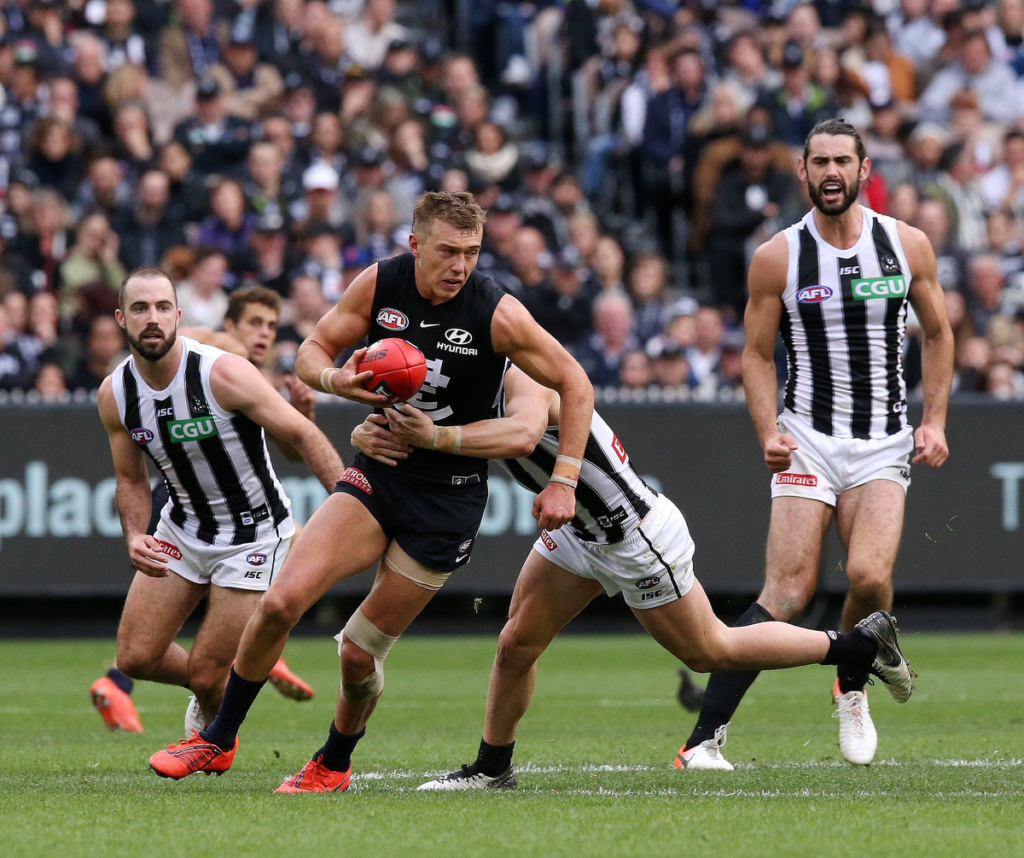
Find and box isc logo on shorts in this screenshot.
[540,531,557,551]
[340,467,373,495]
[156,539,182,560]
[246,552,267,566]
[776,473,818,486]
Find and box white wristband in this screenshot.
[555,455,583,469]
[320,367,338,394]
[549,474,578,488]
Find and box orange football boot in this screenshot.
[268,658,315,701]
[90,676,143,733]
[274,756,351,793]
[149,730,238,779]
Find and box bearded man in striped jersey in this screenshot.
[676,117,954,770]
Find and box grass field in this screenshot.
[1,632,1022,858]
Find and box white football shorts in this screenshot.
[151,515,292,591]
[771,412,913,506]
[531,492,696,610]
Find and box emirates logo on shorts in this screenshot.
[340,467,373,495]
[540,531,557,551]
[776,473,818,487]
[155,539,182,560]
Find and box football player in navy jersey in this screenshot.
[149,192,596,791]
[349,365,919,790]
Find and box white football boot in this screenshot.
[674,723,735,771]
[417,764,516,790]
[832,679,878,766]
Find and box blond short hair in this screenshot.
[411,191,487,238]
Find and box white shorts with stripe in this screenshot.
[771,412,913,507]
[531,493,696,610]
[151,514,293,591]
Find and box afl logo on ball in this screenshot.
[247,552,268,566]
[131,427,154,445]
[796,285,833,303]
[376,308,409,330]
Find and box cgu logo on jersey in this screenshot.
[130,427,154,445]
[376,308,409,330]
[851,276,907,300]
[168,417,219,443]
[796,285,833,303]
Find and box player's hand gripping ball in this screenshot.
[358,338,428,403]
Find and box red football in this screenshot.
[358,338,428,402]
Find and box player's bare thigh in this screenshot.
[759,496,834,620]
[631,578,726,672]
[502,550,604,650]
[116,570,207,664]
[266,493,390,616]
[835,478,906,585]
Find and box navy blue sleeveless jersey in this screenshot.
[368,252,507,489]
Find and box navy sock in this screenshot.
[315,723,365,772]
[200,666,266,751]
[820,628,876,693]
[685,602,774,748]
[474,738,515,776]
[107,667,133,695]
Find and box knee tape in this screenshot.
[333,607,399,703]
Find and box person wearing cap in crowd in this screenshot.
[23,0,67,76]
[208,18,285,120]
[378,37,423,104]
[297,222,346,301]
[650,339,691,389]
[173,76,254,176]
[234,208,294,297]
[756,40,838,148]
[531,245,596,346]
[158,0,221,90]
[707,122,799,321]
[291,161,347,234]
[474,192,524,294]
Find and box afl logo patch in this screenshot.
[797,285,833,304]
[636,575,661,590]
[445,328,473,345]
[246,552,268,566]
[376,308,409,331]
[458,539,473,554]
[131,427,154,445]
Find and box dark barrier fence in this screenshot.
[0,400,1021,596]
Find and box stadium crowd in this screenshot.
[0,0,1023,403]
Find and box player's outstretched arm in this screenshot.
[901,222,954,468]
[366,367,553,461]
[491,295,594,531]
[744,233,797,473]
[209,354,346,491]
[97,377,168,577]
[294,264,391,407]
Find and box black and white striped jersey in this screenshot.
[493,377,656,545]
[780,207,912,440]
[110,336,293,546]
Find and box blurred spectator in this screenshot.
[198,178,256,257]
[159,0,221,90]
[686,305,725,392]
[650,341,691,390]
[966,253,1010,335]
[628,251,673,345]
[25,118,84,202]
[0,297,34,390]
[981,128,1024,218]
[208,24,285,120]
[529,247,594,347]
[345,0,410,71]
[715,329,746,393]
[985,358,1024,399]
[298,223,345,301]
[574,291,640,388]
[234,209,293,297]
[11,188,74,293]
[243,139,300,218]
[277,273,330,345]
[70,31,110,130]
[58,212,125,322]
[33,360,67,400]
[919,28,1023,124]
[892,0,947,67]
[925,141,988,253]
[508,225,553,319]
[177,247,229,328]
[915,196,970,297]
[862,97,909,189]
[591,235,626,295]
[112,169,187,270]
[160,140,209,225]
[707,123,798,321]
[173,76,254,175]
[255,0,307,78]
[291,161,348,234]
[99,0,149,71]
[66,314,127,392]
[755,40,837,148]
[73,155,132,219]
[465,121,519,189]
[357,189,404,260]
[619,348,653,390]
[44,76,103,155]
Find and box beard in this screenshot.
[807,175,860,217]
[128,325,177,362]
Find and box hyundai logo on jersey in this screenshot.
[796,285,833,303]
[445,328,473,345]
